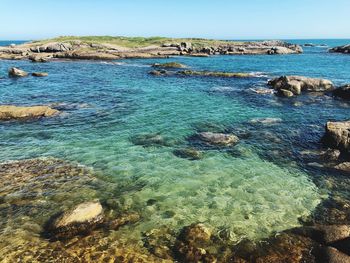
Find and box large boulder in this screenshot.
[333,84,350,100]
[31,42,73,53]
[47,201,104,239]
[323,121,350,153]
[268,76,334,95]
[330,44,350,54]
[0,105,59,120]
[8,67,28,77]
[198,132,239,146]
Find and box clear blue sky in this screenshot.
[1,0,350,40]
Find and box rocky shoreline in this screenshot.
[0,39,303,61]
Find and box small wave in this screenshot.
[100,61,126,66]
[210,86,239,92]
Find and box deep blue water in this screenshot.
[0,39,350,257]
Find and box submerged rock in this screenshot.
[8,67,28,77]
[323,121,350,153]
[291,225,350,245]
[131,133,174,147]
[108,212,140,230]
[175,223,216,263]
[250,117,282,124]
[0,105,59,120]
[32,72,48,77]
[152,62,186,69]
[47,201,104,239]
[149,70,172,76]
[173,148,203,160]
[179,70,253,78]
[268,76,334,95]
[334,162,350,173]
[333,84,350,100]
[198,132,239,146]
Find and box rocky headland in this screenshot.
[0,36,303,61]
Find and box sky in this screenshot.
[1,0,350,40]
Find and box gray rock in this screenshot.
[47,201,104,239]
[334,162,350,173]
[8,67,28,77]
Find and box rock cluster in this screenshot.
[268,75,334,96]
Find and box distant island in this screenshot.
[0,36,303,61]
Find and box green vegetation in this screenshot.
[30,36,243,48]
[152,62,187,69]
[178,70,252,78]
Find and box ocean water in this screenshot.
[1,39,350,259]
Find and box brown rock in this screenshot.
[268,76,334,95]
[8,67,28,77]
[323,121,350,153]
[198,132,239,146]
[0,105,59,120]
[32,72,48,77]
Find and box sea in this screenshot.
[0,39,349,260]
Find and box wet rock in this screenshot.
[152,62,186,69]
[173,148,203,160]
[0,105,59,120]
[197,132,239,146]
[32,72,48,77]
[268,76,334,95]
[47,201,104,239]
[149,69,171,76]
[291,225,350,244]
[131,133,174,147]
[323,121,350,153]
[178,223,212,243]
[316,247,350,263]
[8,67,28,77]
[330,44,350,54]
[250,88,274,95]
[322,149,341,162]
[143,226,176,260]
[333,84,350,100]
[334,162,350,173]
[108,212,140,230]
[278,88,294,97]
[253,232,318,263]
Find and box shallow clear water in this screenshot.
[1,39,350,255]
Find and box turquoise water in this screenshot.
[1,40,350,251]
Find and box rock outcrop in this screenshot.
[323,121,350,153]
[8,67,28,77]
[0,39,303,62]
[268,76,334,96]
[47,201,104,239]
[330,44,350,54]
[0,105,59,120]
[333,84,350,100]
